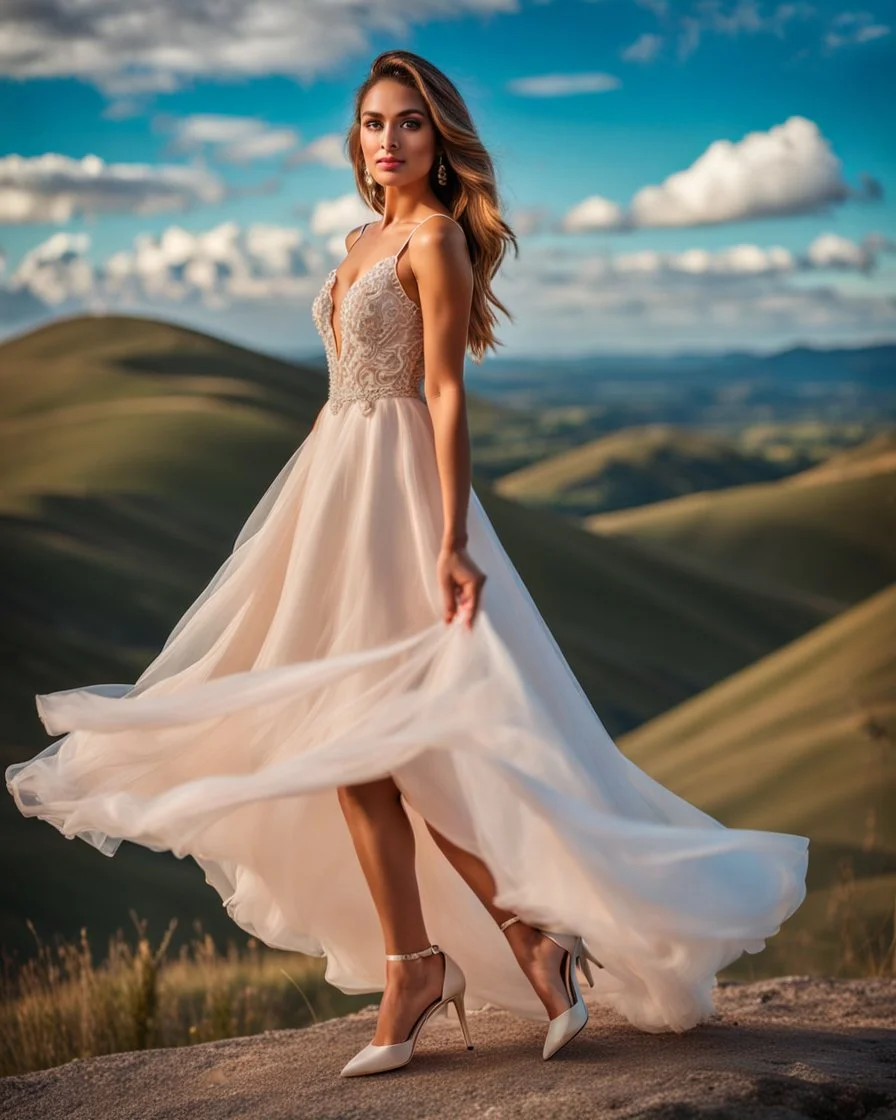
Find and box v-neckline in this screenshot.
[327,253,397,363]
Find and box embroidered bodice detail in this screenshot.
[311,214,462,416]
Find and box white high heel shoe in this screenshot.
[499,914,602,1060]
[339,943,475,1077]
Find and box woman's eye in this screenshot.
[365,120,420,129]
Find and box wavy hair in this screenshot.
[345,50,518,363]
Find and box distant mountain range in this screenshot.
[455,341,896,428]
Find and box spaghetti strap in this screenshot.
[395,213,461,258]
[351,221,371,248]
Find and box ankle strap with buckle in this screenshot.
[385,943,441,960]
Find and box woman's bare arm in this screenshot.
[415,219,486,628]
[416,220,474,549]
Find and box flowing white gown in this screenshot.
[6,214,809,1034]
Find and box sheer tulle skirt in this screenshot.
[6,397,808,1033]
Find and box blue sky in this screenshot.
[0,0,893,358]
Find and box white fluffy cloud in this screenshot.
[612,243,797,277]
[101,222,321,307]
[284,134,352,171]
[0,153,224,224]
[3,219,888,336]
[621,33,664,62]
[503,241,896,354]
[564,197,628,233]
[825,10,891,50]
[806,232,874,272]
[507,73,622,96]
[156,116,348,170]
[158,114,301,163]
[563,117,877,232]
[308,193,379,256]
[11,233,95,305]
[0,0,515,94]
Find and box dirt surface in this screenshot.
[2,977,894,1119]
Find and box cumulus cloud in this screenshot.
[563,117,880,232]
[502,241,896,355]
[806,232,874,272]
[508,207,552,237]
[11,232,95,305]
[283,134,351,171]
[825,10,891,50]
[612,243,797,277]
[538,236,874,282]
[0,153,224,225]
[157,114,300,163]
[3,220,895,354]
[630,117,850,227]
[507,72,621,96]
[1,211,383,321]
[0,0,515,95]
[101,222,320,308]
[621,33,664,62]
[3,219,885,333]
[564,196,627,232]
[308,193,379,255]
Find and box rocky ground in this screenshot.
[2,977,894,1119]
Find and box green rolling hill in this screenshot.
[0,314,849,962]
[495,423,792,517]
[585,432,896,612]
[619,582,896,977]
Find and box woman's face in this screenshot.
[359,79,437,190]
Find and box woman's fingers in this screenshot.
[456,573,486,629]
[438,549,486,629]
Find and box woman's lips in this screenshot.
[378,159,403,167]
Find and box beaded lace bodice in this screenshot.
[311,214,462,416]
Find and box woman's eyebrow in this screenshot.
[361,109,425,118]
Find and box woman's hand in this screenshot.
[437,543,487,630]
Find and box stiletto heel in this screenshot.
[499,914,597,1060]
[579,943,603,988]
[537,931,589,1060]
[339,943,474,1076]
[452,992,475,1050]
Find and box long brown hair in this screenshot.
[346,50,518,364]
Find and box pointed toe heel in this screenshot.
[499,917,597,1062]
[539,932,594,1060]
[339,943,474,1077]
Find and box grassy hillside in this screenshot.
[1,315,331,964]
[494,424,791,517]
[619,582,896,977]
[585,433,896,612]
[0,314,833,961]
[786,428,896,483]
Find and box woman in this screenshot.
[6,50,809,1078]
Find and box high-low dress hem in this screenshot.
[6,217,809,1036]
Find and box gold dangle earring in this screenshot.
[364,165,373,187]
[437,152,448,186]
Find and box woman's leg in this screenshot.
[423,820,575,1019]
[336,776,446,1045]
